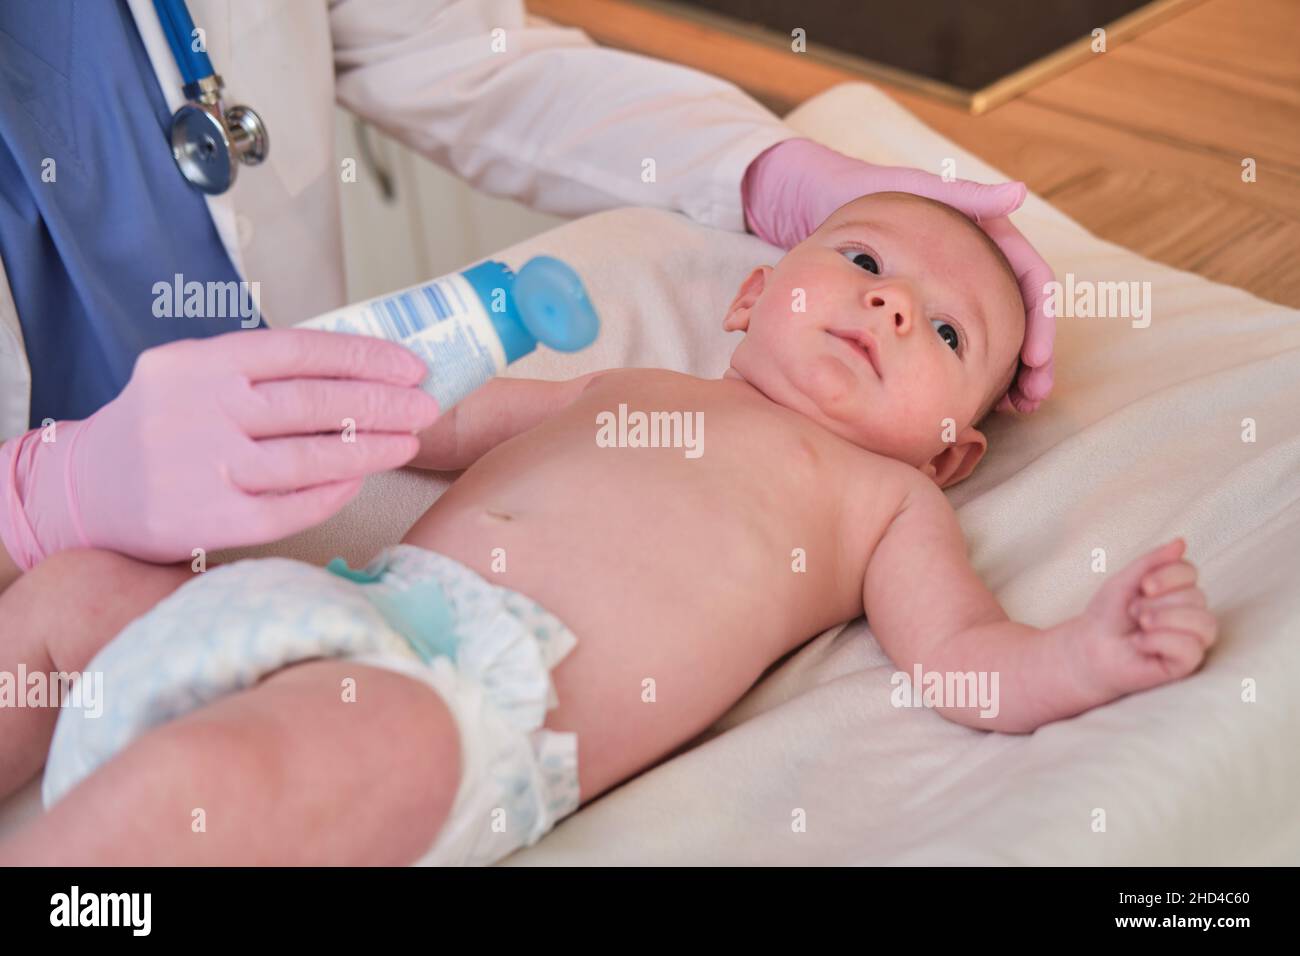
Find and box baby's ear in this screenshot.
[921,426,988,489]
[722,267,771,332]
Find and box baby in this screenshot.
[0,193,1216,865]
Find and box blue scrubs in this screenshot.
[0,0,261,427]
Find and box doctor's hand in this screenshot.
[0,329,440,569]
[741,137,1055,413]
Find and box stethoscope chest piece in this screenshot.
[169,87,268,195]
[153,0,269,195]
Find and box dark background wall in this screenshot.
[674,0,1154,89]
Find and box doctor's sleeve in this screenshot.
[327,0,796,234]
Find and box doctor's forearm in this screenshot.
[331,4,794,232]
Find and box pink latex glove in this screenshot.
[0,329,441,570]
[742,137,1055,413]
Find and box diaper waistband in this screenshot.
[326,551,459,663]
[327,545,578,724]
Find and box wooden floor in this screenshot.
[530,0,1300,307]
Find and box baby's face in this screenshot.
[723,193,1025,486]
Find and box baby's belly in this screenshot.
[401,485,854,802]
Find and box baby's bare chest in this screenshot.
[418,371,911,644]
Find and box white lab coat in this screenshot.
[0,0,795,440]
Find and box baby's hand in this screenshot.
[1069,538,1218,700]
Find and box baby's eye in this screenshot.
[840,249,880,274]
[931,318,960,353]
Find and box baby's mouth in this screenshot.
[827,330,883,379]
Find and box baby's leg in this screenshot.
[0,659,461,865]
[0,549,192,800]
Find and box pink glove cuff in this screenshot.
[0,423,92,572]
[2,430,50,571]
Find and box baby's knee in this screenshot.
[6,548,192,669]
[1,549,118,636]
[21,547,163,601]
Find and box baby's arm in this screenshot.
[863,480,1217,733]
[411,372,606,471]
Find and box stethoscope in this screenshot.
[153,0,268,195]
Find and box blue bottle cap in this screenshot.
[461,260,535,363]
[513,257,600,353]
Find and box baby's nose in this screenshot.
[866,284,915,334]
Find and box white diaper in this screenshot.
[42,545,581,866]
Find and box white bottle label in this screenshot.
[297,273,508,411]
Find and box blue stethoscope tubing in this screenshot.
[152,0,268,195]
[153,0,213,85]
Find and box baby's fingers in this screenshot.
[1140,558,1197,598]
[1129,586,1206,620]
[1109,537,1185,599]
[1137,605,1218,649]
[1133,587,1201,616]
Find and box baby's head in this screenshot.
[723,192,1025,487]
